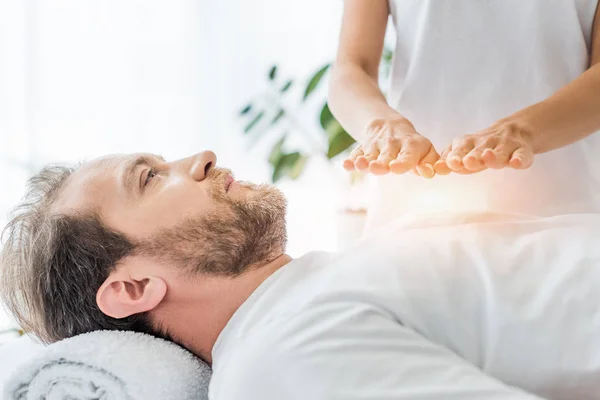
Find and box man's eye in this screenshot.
[144,169,156,186]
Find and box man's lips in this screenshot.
[225,175,234,192]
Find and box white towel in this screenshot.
[3,330,211,400]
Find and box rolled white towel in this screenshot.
[4,330,211,400]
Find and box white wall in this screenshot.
[0,0,348,329]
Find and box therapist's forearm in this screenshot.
[328,63,409,142]
[503,64,600,154]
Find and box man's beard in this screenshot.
[136,168,288,276]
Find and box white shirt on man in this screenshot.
[209,213,600,399]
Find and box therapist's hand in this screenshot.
[434,121,535,175]
[344,118,440,178]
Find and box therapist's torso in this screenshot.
[365,0,600,232]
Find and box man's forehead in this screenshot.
[53,153,144,213]
[70,155,127,187]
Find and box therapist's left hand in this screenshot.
[434,121,535,175]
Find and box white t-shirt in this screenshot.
[365,0,600,232]
[209,213,600,400]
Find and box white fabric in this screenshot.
[0,336,44,396]
[365,0,600,232]
[4,330,211,400]
[210,213,600,400]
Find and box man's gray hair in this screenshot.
[0,165,163,343]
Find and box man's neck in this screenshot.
[159,253,293,363]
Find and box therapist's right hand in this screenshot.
[343,118,439,178]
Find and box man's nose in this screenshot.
[189,151,217,181]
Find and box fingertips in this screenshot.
[355,151,379,171]
[390,153,418,175]
[354,156,369,171]
[368,161,390,175]
[416,163,435,179]
[389,158,412,174]
[463,153,484,171]
[446,154,464,171]
[369,151,397,175]
[481,149,498,168]
[483,147,511,169]
[345,147,364,171]
[415,145,440,178]
[446,137,475,171]
[509,148,533,169]
[434,160,451,175]
[343,158,356,171]
[509,157,522,168]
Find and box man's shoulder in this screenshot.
[209,301,401,399]
[209,317,309,399]
[212,295,399,375]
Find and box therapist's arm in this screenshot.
[436,6,600,175]
[216,315,546,400]
[509,10,600,155]
[329,0,439,178]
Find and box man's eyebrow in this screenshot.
[122,155,164,196]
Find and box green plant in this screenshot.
[239,48,393,183]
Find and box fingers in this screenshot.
[370,135,433,176]
[434,145,452,176]
[463,136,497,171]
[343,147,363,171]
[436,140,481,175]
[446,138,474,171]
[433,160,451,176]
[481,145,511,169]
[389,136,427,175]
[481,148,503,169]
[344,127,445,178]
[369,151,394,175]
[389,149,420,174]
[509,147,534,169]
[369,138,401,175]
[415,144,439,179]
[355,145,380,171]
[482,142,533,170]
[430,123,535,177]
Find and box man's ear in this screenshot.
[96,259,167,319]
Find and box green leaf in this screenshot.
[324,117,345,141]
[272,153,292,183]
[319,103,335,131]
[327,129,356,159]
[286,154,308,180]
[243,111,265,134]
[272,162,285,183]
[268,135,286,165]
[268,65,278,81]
[270,156,284,182]
[270,109,286,125]
[272,152,306,183]
[280,80,293,93]
[320,102,351,147]
[239,104,252,116]
[303,64,330,101]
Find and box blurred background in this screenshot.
[0,0,394,335]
